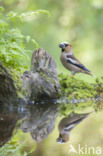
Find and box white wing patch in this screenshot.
[67,58,77,64]
[64,124,75,130]
[60,41,68,45]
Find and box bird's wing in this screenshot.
[64,115,87,131]
[66,55,90,72]
[64,123,75,131]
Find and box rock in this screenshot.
[22,48,60,101]
[0,63,17,104]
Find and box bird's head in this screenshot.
[56,133,69,144]
[59,42,72,53]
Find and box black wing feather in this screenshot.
[75,64,90,72]
[67,58,90,72]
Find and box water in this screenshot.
[0,99,103,156]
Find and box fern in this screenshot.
[0,7,49,71]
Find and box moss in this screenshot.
[58,73,103,114]
[59,101,95,116]
[58,74,103,100]
[59,74,103,107]
[10,68,28,98]
[39,71,57,85]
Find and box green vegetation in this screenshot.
[59,74,103,115]
[0,6,49,71]
[0,7,28,71]
[0,3,103,104]
[0,130,36,156]
[1,0,103,78]
[0,6,49,93]
[0,7,31,93]
[0,0,103,156]
[59,74,103,100]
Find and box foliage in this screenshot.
[2,0,103,77]
[59,74,94,99]
[0,6,49,94]
[58,74,103,115]
[0,7,27,71]
[0,130,36,156]
[0,6,49,71]
[0,1,103,155]
[59,74,103,99]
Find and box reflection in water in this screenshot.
[0,100,27,147]
[0,100,59,146]
[0,98,93,151]
[0,114,18,147]
[21,102,59,142]
[57,112,91,144]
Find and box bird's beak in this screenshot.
[56,137,64,144]
[59,43,65,49]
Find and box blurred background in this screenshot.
[0,0,103,155]
[1,0,103,78]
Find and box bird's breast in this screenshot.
[60,54,72,70]
[60,54,81,72]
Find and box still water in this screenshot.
[0,100,103,156]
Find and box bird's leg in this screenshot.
[71,71,75,79]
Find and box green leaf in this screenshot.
[0,7,4,12]
[7,11,18,18]
[28,144,37,154]
[32,39,40,49]
[36,9,50,17]
[26,36,31,43]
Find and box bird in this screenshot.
[59,42,92,76]
[56,112,91,144]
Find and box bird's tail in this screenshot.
[85,71,95,77]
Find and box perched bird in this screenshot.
[59,42,92,76]
[56,112,91,144]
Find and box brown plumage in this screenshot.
[59,42,92,76]
[56,112,92,143]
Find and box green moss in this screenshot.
[58,73,103,100]
[58,73,103,114]
[40,71,57,85]
[10,67,29,98]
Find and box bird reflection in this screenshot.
[0,99,93,147]
[57,112,92,144]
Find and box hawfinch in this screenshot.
[56,112,91,144]
[59,42,92,76]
